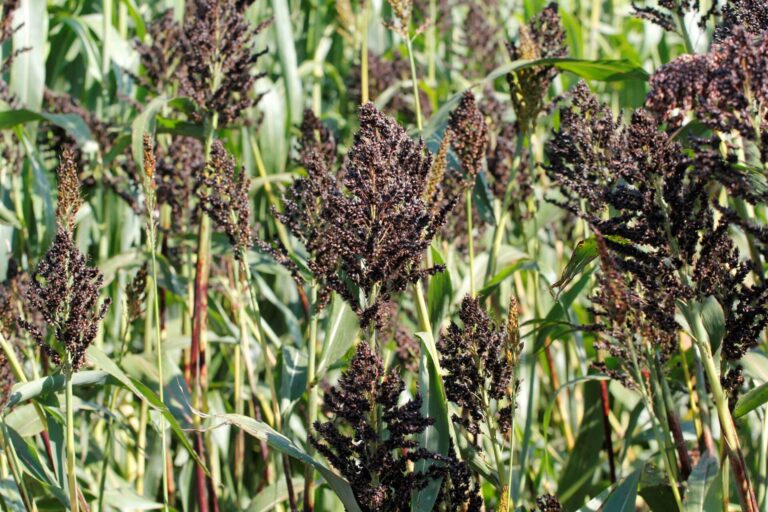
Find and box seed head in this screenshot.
[448,90,488,182]
[55,148,82,232]
[311,342,478,511]
[195,140,252,260]
[297,109,336,169]
[506,3,567,132]
[273,103,459,326]
[179,0,269,125]
[20,229,111,371]
[439,295,520,435]
[715,0,768,40]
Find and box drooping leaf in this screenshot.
[222,413,361,512]
[601,466,643,511]
[683,452,719,512]
[427,247,452,339]
[733,379,768,418]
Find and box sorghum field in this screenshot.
[0,0,767,510]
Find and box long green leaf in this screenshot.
[683,452,719,512]
[315,294,359,381]
[412,332,452,512]
[270,0,302,126]
[734,379,768,418]
[86,346,209,473]
[222,413,362,512]
[10,0,47,111]
[427,247,452,339]
[0,110,95,149]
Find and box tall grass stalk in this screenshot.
[140,134,170,511]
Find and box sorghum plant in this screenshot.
[19,150,110,512]
[274,103,459,328]
[4,0,768,510]
[439,295,522,507]
[311,342,480,511]
[546,80,764,510]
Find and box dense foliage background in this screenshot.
[1,0,767,510]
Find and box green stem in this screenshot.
[149,241,170,510]
[1,423,34,512]
[648,353,680,482]
[625,337,683,511]
[360,3,369,104]
[466,189,476,297]
[304,284,320,512]
[65,357,78,512]
[405,37,423,132]
[688,309,759,512]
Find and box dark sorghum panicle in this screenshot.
[1,261,39,343]
[632,0,715,32]
[137,0,269,126]
[297,109,336,169]
[549,82,768,363]
[0,346,14,404]
[547,85,698,359]
[274,103,458,326]
[448,90,489,183]
[311,343,479,511]
[722,366,744,411]
[438,295,521,435]
[461,0,503,76]
[715,0,768,40]
[506,2,567,133]
[20,229,111,370]
[180,0,269,125]
[195,140,252,260]
[646,28,768,140]
[134,9,184,94]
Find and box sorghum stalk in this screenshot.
[0,334,35,511]
[405,36,423,131]
[647,352,681,482]
[141,135,170,511]
[360,2,369,104]
[304,283,320,512]
[688,309,759,512]
[657,355,693,480]
[65,352,78,512]
[0,423,34,512]
[233,265,246,503]
[466,189,476,297]
[653,175,759,510]
[189,112,220,512]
